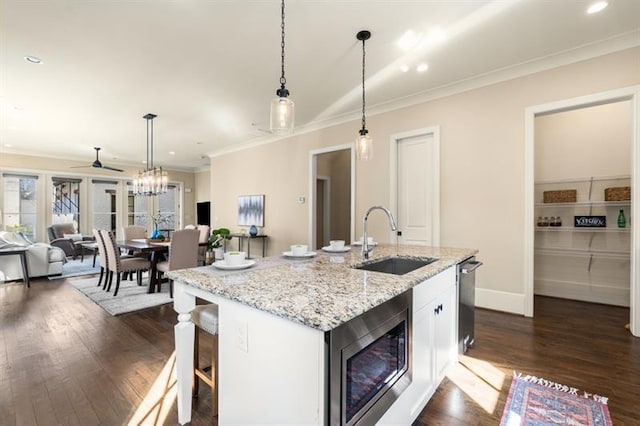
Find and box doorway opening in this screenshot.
[309,145,355,250]
[524,86,640,337]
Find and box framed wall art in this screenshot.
[238,194,265,227]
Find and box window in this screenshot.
[2,174,38,239]
[127,182,150,229]
[157,185,178,230]
[92,180,117,231]
[52,177,81,230]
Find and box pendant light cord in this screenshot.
[361,35,366,133]
[280,0,286,88]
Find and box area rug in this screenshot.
[48,258,101,280]
[500,372,612,426]
[68,276,173,316]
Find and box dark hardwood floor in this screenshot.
[1,277,638,425]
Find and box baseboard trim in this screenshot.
[475,288,525,315]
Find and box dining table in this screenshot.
[116,239,170,293]
[116,239,210,294]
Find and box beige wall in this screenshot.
[535,100,632,180]
[195,170,211,203]
[0,152,196,239]
[211,47,640,313]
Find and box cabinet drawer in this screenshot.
[413,266,455,310]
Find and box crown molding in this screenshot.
[209,30,640,159]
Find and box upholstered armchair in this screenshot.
[47,223,94,259]
[0,231,65,281]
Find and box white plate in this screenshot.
[321,246,352,253]
[212,259,257,270]
[283,251,317,258]
[352,241,378,246]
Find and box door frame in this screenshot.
[524,85,640,337]
[389,126,441,246]
[316,175,331,247]
[308,144,355,249]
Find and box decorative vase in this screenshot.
[213,247,224,260]
[249,225,258,237]
[151,225,161,239]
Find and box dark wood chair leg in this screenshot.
[97,267,104,287]
[169,279,173,299]
[113,273,121,296]
[106,271,113,291]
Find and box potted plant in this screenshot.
[209,228,232,260]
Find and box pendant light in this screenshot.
[356,30,372,161]
[269,0,294,133]
[132,113,168,196]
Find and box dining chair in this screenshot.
[192,304,219,416]
[122,225,147,240]
[155,228,199,298]
[196,225,210,265]
[92,229,108,288]
[100,229,151,296]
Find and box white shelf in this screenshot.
[535,175,630,185]
[535,201,630,208]
[535,248,631,259]
[535,226,631,233]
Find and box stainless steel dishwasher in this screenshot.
[458,257,483,353]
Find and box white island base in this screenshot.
[174,266,457,425]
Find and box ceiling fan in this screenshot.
[70,147,124,172]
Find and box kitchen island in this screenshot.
[169,244,477,425]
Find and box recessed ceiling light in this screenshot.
[397,30,422,51]
[169,151,175,155]
[4,143,13,148]
[24,56,43,64]
[416,63,429,73]
[142,160,147,164]
[587,1,608,14]
[400,64,409,73]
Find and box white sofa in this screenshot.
[0,231,65,282]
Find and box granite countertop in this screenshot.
[167,244,477,332]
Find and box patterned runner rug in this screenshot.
[500,372,612,426]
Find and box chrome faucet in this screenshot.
[362,205,398,260]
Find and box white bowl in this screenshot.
[329,240,345,250]
[224,251,246,266]
[291,244,308,256]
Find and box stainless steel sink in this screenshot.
[354,257,438,275]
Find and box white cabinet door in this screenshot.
[432,282,457,381]
[412,304,436,399]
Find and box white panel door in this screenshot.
[397,134,435,245]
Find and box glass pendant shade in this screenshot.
[356,130,373,161]
[270,95,295,133]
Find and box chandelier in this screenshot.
[269,0,294,133]
[132,113,168,196]
[356,30,372,161]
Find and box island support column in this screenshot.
[174,282,196,425]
